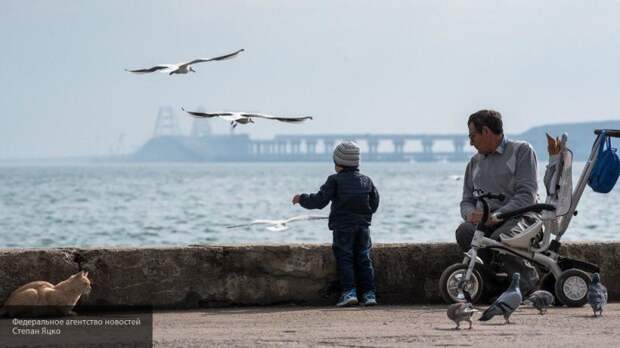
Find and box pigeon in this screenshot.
[479,273,522,324]
[182,108,313,128]
[447,290,479,330]
[226,215,328,232]
[587,272,608,317]
[524,290,555,315]
[126,49,244,75]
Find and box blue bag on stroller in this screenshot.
[588,131,620,193]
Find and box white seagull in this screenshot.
[227,215,328,232]
[126,49,244,75]
[182,108,313,128]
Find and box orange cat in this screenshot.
[0,271,91,317]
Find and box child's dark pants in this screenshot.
[332,225,376,292]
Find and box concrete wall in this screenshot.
[0,242,618,308]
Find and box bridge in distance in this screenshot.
[133,107,620,162]
[251,133,470,162]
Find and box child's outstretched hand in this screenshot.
[292,194,301,205]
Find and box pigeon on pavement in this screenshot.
[524,290,555,315]
[587,273,608,317]
[447,290,479,330]
[479,273,522,324]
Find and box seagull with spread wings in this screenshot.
[182,108,313,128]
[126,49,244,75]
[227,215,328,232]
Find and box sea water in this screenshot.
[0,162,617,248]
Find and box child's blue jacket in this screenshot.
[299,167,380,230]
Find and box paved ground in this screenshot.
[153,303,620,347]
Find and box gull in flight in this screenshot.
[227,215,328,232]
[182,108,313,128]
[126,49,244,75]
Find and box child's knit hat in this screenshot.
[333,141,360,167]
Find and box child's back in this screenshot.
[299,167,379,230]
[292,141,380,307]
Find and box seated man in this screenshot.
[455,109,540,294]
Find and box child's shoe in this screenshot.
[361,291,377,306]
[336,289,358,307]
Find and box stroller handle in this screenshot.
[594,129,620,137]
[496,203,556,221]
[473,191,505,225]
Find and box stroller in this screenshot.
[439,129,620,306]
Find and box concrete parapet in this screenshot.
[0,243,618,308]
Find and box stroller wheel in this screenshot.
[554,268,591,307]
[439,263,483,304]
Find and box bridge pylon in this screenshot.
[153,106,181,137]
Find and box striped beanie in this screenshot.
[333,141,360,167]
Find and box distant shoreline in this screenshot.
[5,119,619,162]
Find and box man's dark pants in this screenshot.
[455,219,539,294]
[332,225,375,293]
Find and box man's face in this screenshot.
[468,122,492,154]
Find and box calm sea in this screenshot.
[0,162,618,248]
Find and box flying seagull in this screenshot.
[227,215,328,232]
[126,49,244,75]
[182,108,313,128]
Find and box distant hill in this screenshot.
[515,120,620,161]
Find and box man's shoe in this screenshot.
[361,291,377,306]
[336,289,358,307]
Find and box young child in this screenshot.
[292,141,380,307]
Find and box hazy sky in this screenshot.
[1,0,619,159]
